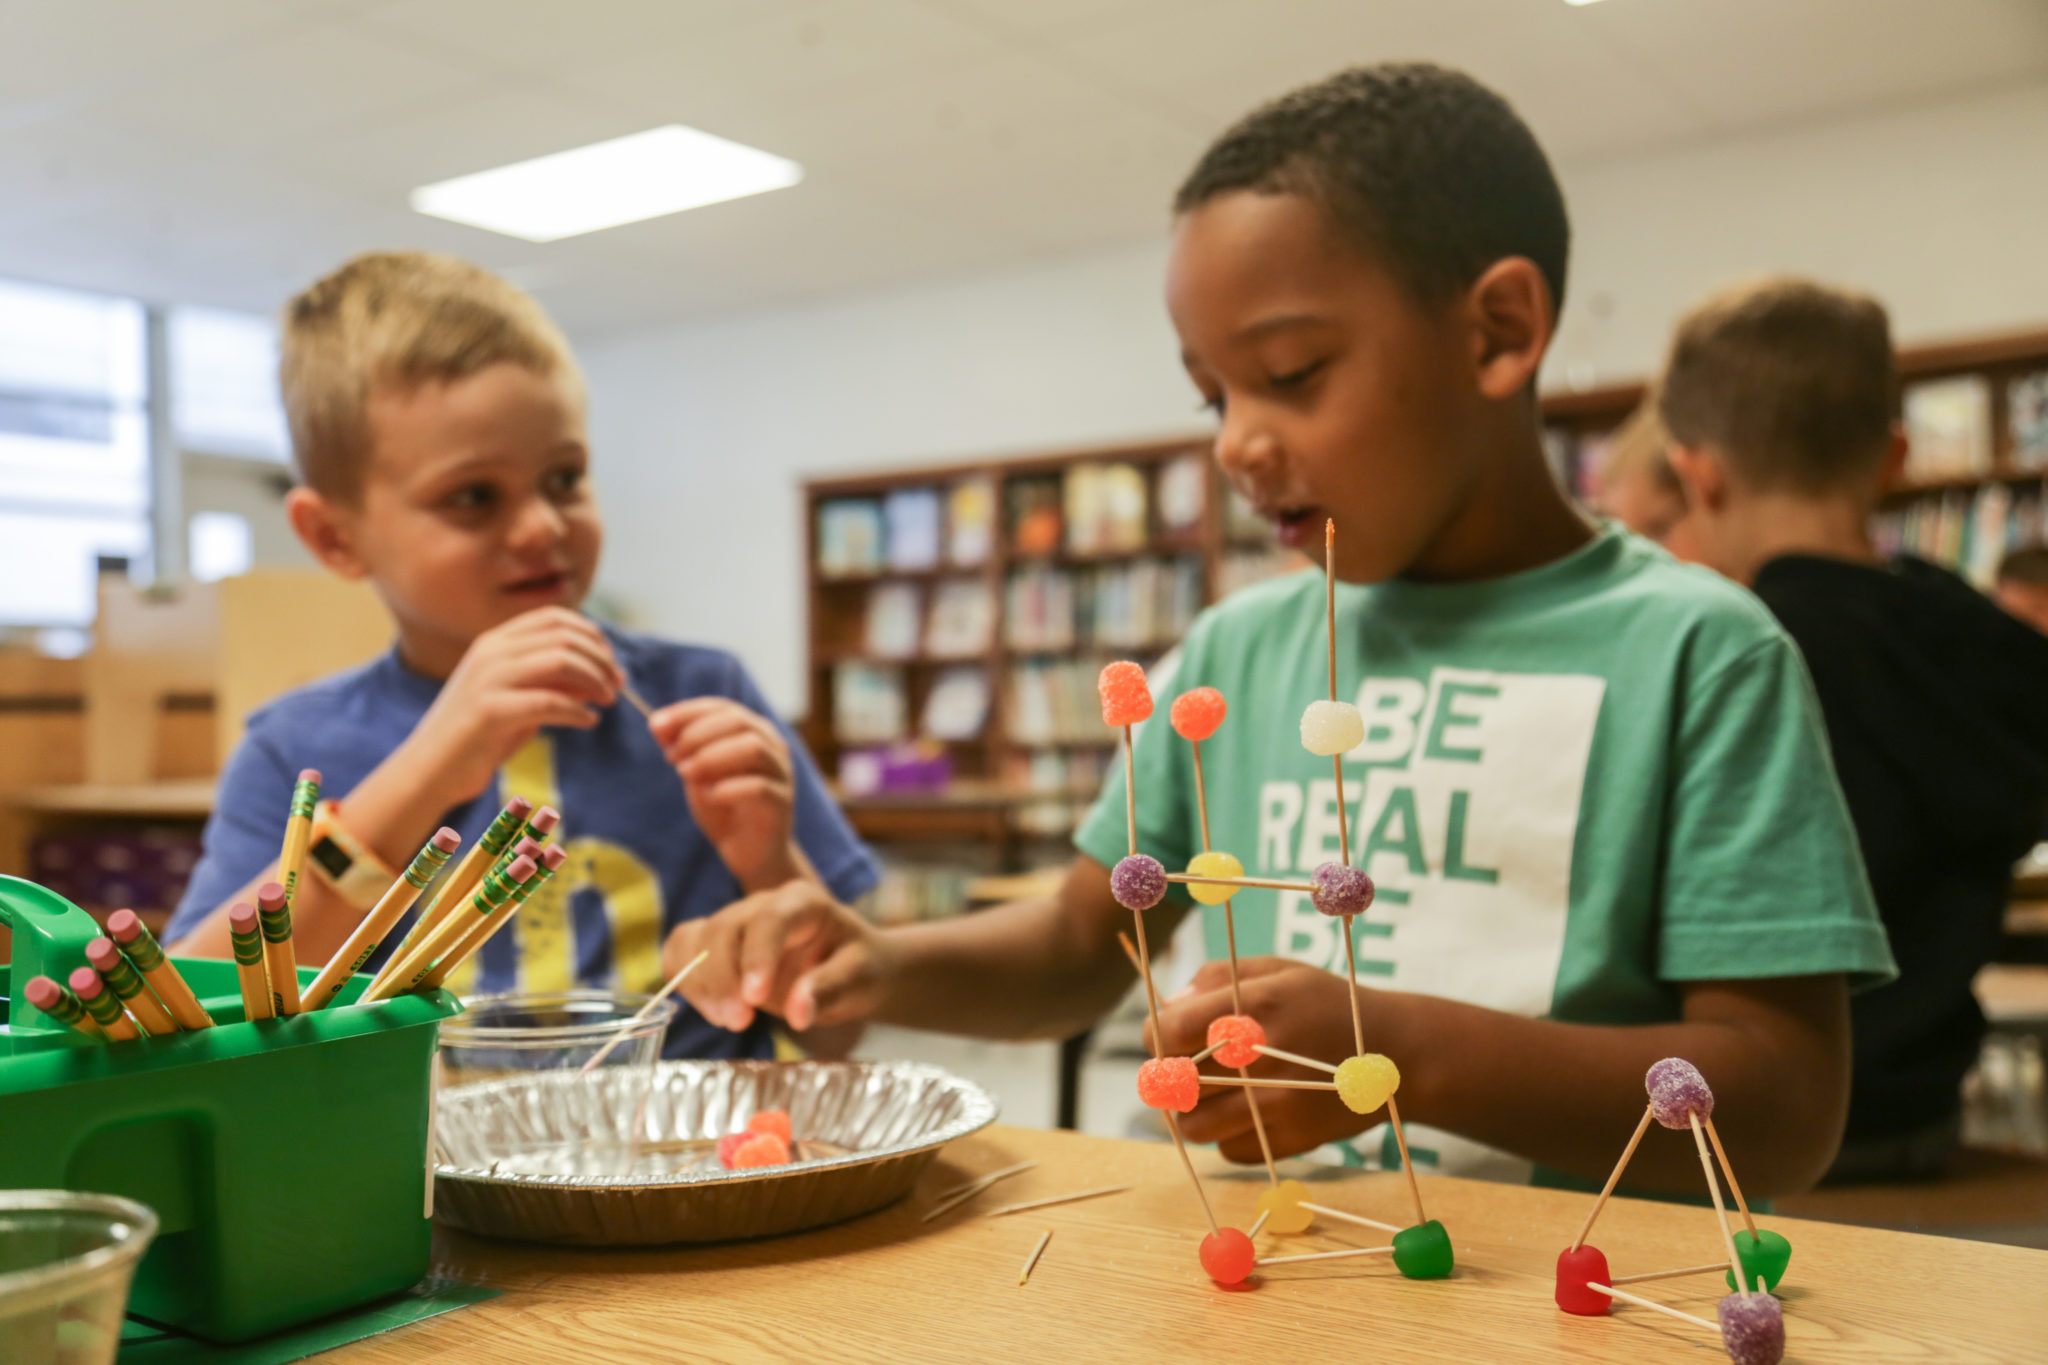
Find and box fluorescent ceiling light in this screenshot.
[1563,0,1614,6]
[410,125,803,243]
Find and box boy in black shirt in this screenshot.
[1659,277,2048,1178]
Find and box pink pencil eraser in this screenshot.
[106,909,142,942]
[85,938,120,970]
[504,795,534,820]
[529,806,561,836]
[24,976,61,1010]
[431,827,462,853]
[68,967,104,999]
[229,903,259,932]
[511,838,541,862]
[540,845,568,871]
[257,882,287,912]
[298,768,322,785]
[505,855,537,883]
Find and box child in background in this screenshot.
[1658,278,2048,1178]
[1993,544,2048,635]
[165,252,878,1059]
[672,65,1893,1196]
[1592,396,1701,563]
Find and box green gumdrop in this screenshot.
[1390,1219,1454,1280]
[1725,1229,1792,1292]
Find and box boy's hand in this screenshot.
[403,608,621,805]
[1150,956,1379,1163]
[650,698,799,891]
[661,881,891,1032]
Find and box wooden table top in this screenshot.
[340,1125,2047,1364]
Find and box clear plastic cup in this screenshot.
[435,989,677,1178]
[0,1191,158,1365]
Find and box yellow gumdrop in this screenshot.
[1184,851,1244,906]
[1257,1179,1315,1235]
[1335,1053,1401,1115]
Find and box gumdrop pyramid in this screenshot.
[1101,518,1450,1290]
[1557,1058,1791,1365]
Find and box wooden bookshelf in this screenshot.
[802,438,1296,858]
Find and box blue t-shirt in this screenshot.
[166,626,880,1060]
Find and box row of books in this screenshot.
[861,579,995,659]
[1902,370,2048,480]
[1007,658,1138,745]
[831,662,993,744]
[1005,557,1204,651]
[817,480,996,577]
[1872,480,2047,586]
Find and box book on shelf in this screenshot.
[1005,565,1077,650]
[1006,658,1130,744]
[1874,478,2046,586]
[1156,451,1207,538]
[1903,375,1993,480]
[1082,557,1203,648]
[1007,477,1063,557]
[885,487,942,571]
[947,477,996,566]
[817,499,885,577]
[1222,483,1269,543]
[2010,369,2048,472]
[863,582,922,659]
[1063,462,1148,555]
[924,578,995,657]
[832,662,906,743]
[1219,546,1302,598]
[920,665,991,741]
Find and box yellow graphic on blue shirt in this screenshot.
[436,736,665,997]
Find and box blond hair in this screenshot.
[1658,276,1896,494]
[1598,394,1679,499]
[279,251,581,497]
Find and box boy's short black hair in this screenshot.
[1659,278,1897,495]
[1174,63,1571,315]
[1998,545,2048,587]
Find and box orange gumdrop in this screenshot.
[746,1109,792,1142]
[1170,687,1227,742]
[731,1131,791,1168]
[1098,661,1153,727]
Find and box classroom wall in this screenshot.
[580,80,2048,717]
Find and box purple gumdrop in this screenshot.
[1646,1057,1715,1129]
[1309,861,1375,918]
[1110,854,1167,911]
[1717,1292,1785,1365]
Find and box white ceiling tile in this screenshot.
[352,0,799,75]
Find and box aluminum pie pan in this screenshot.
[432,1058,998,1245]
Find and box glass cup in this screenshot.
[0,1191,158,1365]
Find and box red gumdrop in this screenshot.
[716,1133,757,1168]
[1169,687,1227,743]
[1098,661,1153,727]
[1206,1013,1265,1068]
[1200,1228,1256,1285]
[1136,1056,1200,1113]
[732,1131,791,1168]
[747,1109,792,1142]
[1555,1245,1613,1315]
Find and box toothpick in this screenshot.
[1252,1043,1340,1073]
[577,950,707,1075]
[986,1184,1131,1218]
[1165,1112,1220,1236]
[1584,1282,1719,1332]
[1690,1113,1751,1296]
[1323,519,1366,1060]
[1191,1041,1222,1064]
[620,683,656,719]
[1701,1116,1760,1241]
[1192,736,1278,1185]
[1164,872,1317,894]
[1611,1263,1729,1286]
[1256,1245,1395,1267]
[1385,1096,1427,1227]
[1248,1208,1271,1237]
[931,1160,1035,1205]
[1240,1067,1280,1186]
[1298,1202,1401,1235]
[1124,922,1219,1237]
[1122,723,1137,856]
[1018,1229,1052,1286]
[1199,1076,1339,1092]
[1574,1104,1654,1251]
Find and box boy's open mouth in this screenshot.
[504,570,571,599]
[1271,505,1320,549]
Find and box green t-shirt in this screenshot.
[1075,525,1895,1181]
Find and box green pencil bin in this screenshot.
[0,875,462,1344]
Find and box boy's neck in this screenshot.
[1405,422,1596,583]
[1712,490,1880,585]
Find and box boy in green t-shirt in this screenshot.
[668,64,1895,1195]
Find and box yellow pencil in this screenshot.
[364,853,537,1002]
[70,967,139,1041]
[303,827,462,1011]
[86,936,176,1035]
[363,796,531,996]
[255,881,301,1015]
[107,909,212,1030]
[229,901,274,1022]
[420,843,568,991]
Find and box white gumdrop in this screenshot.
[1300,700,1365,756]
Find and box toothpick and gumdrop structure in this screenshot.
[1099,518,1452,1290]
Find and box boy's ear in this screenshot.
[1878,421,1909,489]
[285,487,371,580]
[1465,257,1552,400]
[1664,442,1730,512]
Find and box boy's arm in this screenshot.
[1156,958,1850,1197]
[664,855,1174,1042]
